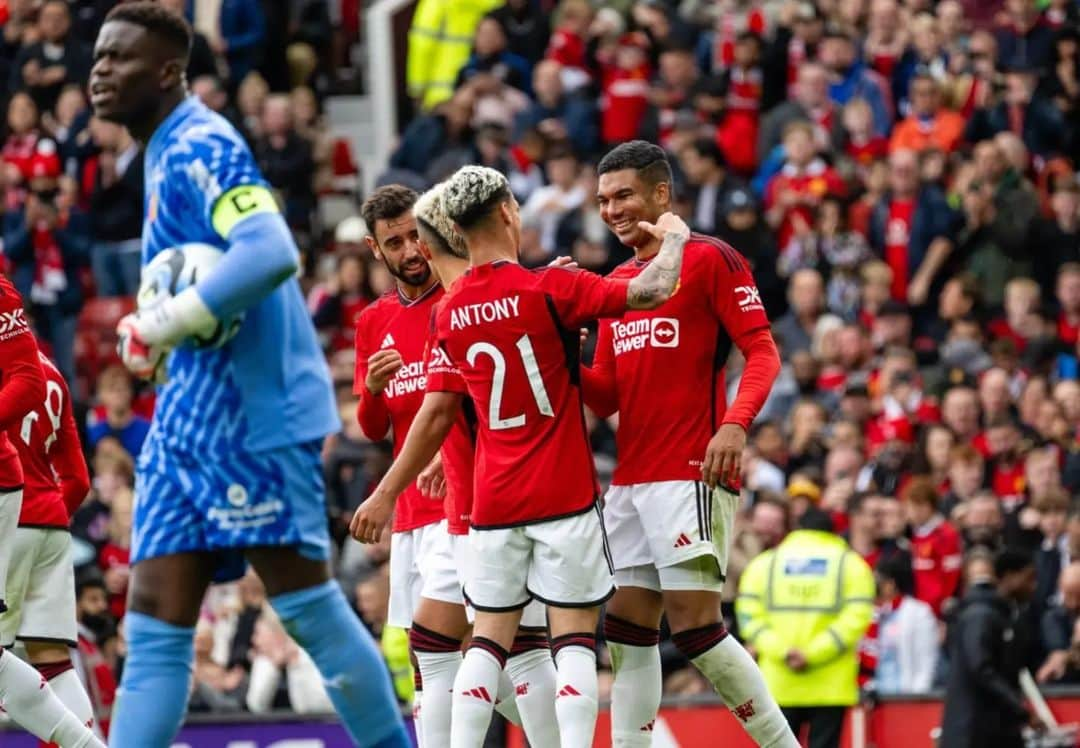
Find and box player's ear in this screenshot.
[365,235,382,260]
[653,179,670,209]
[160,58,184,92]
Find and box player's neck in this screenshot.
[396,275,438,300]
[130,88,187,144]
[433,256,469,289]
[633,235,663,262]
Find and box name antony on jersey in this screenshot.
[449,295,521,331]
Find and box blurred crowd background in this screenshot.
[7,0,1080,735]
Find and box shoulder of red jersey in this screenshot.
[356,289,400,323]
[687,233,751,272]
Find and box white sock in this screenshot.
[608,641,662,747]
[416,650,462,747]
[45,665,99,737]
[413,687,424,748]
[506,647,559,745]
[450,642,505,748]
[493,668,521,726]
[554,644,599,748]
[691,636,799,748]
[0,652,104,747]
[0,490,22,606]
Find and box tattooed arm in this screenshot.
[626,212,690,309]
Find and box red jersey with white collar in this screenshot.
[429,262,629,528]
[9,352,88,527]
[354,283,446,532]
[910,515,962,617]
[0,272,45,492]
[584,236,774,487]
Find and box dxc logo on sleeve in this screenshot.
[734,285,764,312]
[0,308,29,340]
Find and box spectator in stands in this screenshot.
[87,117,142,298]
[995,0,1055,72]
[212,0,266,89]
[972,138,1040,263]
[1035,196,1080,299]
[678,137,743,235]
[487,0,550,66]
[904,477,964,617]
[97,484,131,623]
[775,267,826,356]
[967,64,1065,159]
[1038,561,1080,683]
[245,610,334,714]
[513,59,598,158]
[759,61,843,161]
[44,83,91,175]
[519,144,584,257]
[940,548,1037,748]
[748,494,791,552]
[868,148,954,309]
[10,0,91,113]
[72,443,134,548]
[190,75,248,142]
[156,0,217,81]
[892,13,951,117]
[190,622,246,713]
[867,552,940,695]
[818,29,892,136]
[310,252,373,352]
[456,16,531,96]
[1033,491,1071,614]
[254,95,315,231]
[4,159,88,384]
[889,74,966,155]
[389,87,475,180]
[86,365,151,457]
[959,492,1008,552]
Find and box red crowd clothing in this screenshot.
[430,262,629,528]
[423,320,474,536]
[708,8,767,71]
[990,458,1027,512]
[764,159,846,251]
[0,272,45,491]
[1059,312,1080,346]
[97,542,129,621]
[354,283,446,533]
[883,198,915,300]
[582,236,778,489]
[75,629,116,737]
[8,352,88,527]
[600,63,652,145]
[910,515,962,617]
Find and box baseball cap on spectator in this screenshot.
[787,476,821,504]
[723,187,757,217]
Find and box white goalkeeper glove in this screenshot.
[116,287,218,380]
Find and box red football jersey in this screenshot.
[425,318,475,536]
[586,237,771,486]
[430,261,629,528]
[9,352,88,528]
[354,284,446,533]
[0,272,44,491]
[910,516,962,617]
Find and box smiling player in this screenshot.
[584,140,797,747]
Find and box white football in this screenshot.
[137,243,243,348]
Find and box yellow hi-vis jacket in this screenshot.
[407,0,503,109]
[736,530,875,707]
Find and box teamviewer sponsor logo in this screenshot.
[734,285,764,312]
[613,317,680,355]
[650,318,679,347]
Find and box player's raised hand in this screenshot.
[365,349,404,395]
[702,423,747,490]
[350,491,394,544]
[418,453,447,499]
[117,313,167,382]
[636,211,690,242]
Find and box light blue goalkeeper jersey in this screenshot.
[141,96,339,455]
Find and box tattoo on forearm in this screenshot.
[627,231,687,309]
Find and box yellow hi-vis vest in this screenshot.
[407,0,503,110]
[736,530,875,707]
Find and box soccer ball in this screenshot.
[137,243,244,348]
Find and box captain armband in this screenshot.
[211,185,280,238]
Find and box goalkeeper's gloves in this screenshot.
[116,287,217,379]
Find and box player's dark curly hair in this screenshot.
[105,1,193,56]
[360,185,418,234]
[597,140,673,187]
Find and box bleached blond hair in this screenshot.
[414,182,468,259]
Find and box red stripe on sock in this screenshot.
[409,624,463,653]
[511,633,550,656]
[34,660,74,681]
[414,669,423,691]
[671,623,728,660]
[469,637,509,668]
[604,615,661,647]
[551,633,596,657]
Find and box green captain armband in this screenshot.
[211,185,280,238]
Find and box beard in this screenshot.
[385,258,431,288]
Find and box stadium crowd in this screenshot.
[9,0,1080,738]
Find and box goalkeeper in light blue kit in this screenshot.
[89,4,409,747]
